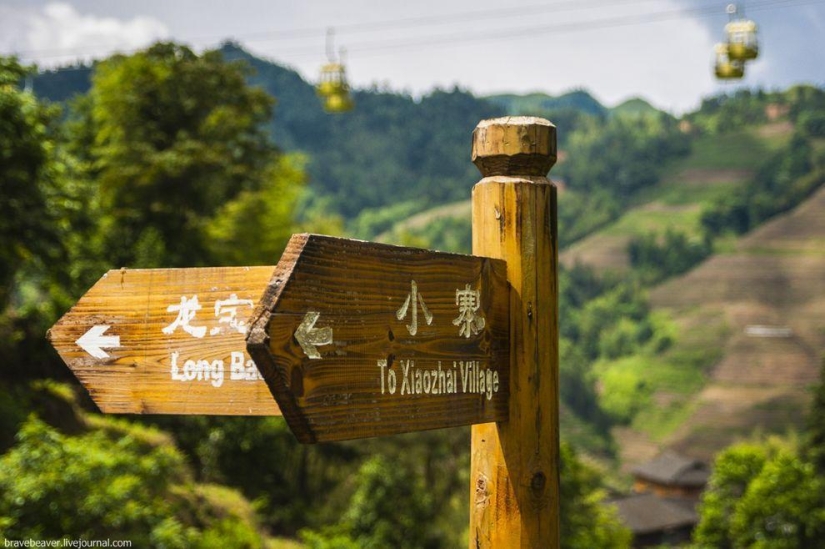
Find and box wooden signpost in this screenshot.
[469,117,560,549]
[47,117,560,549]
[48,266,281,415]
[246,233,509,443]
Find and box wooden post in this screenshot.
[469,117,560,548]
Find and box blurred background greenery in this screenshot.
[2,42,824,547]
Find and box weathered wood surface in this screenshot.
[48,266,282,415]
[469,117,561,549]
[246,234,509,443]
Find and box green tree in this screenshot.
[628,228,712,284]
[693,443,769,548]
[69,42,299,268]
[730,450,825,547]
[0,417,265,548]
[0,57,60,308]
[0,57,91,382]
[693,440,825,548]
[300,455,437,549]
[805,357,825,474]
[560,442,631,549]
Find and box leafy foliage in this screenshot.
[301,442,631,549]
[558,112,689,196]
[805,358,825,474]
[560,443,632,549]
[0,417,266,548]
[555,111,690,246]
[701,131,824,238]
[0,57,91,382]
[693,440,825,548]
[628,228,712,284]
[694,365,825,548]
[301,455,436,549]
[0,57,62,308]
[9,41,825,549]
[693,442,770,548]
[68,42,298,268]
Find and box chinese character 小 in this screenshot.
[397,280,433,336]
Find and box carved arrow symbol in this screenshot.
[76,325,121,359]
[295,311,333,360]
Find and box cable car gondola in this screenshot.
[725,4,759,61]
[713,4,758,81]
[315,29,354,113]
[714,43,745,80]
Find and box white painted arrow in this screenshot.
[76,325,121,359]
[294,311,333,360]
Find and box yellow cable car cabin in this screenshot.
[316,62,354,113]
[725,19,759,60]
[323,91,354,113]
[714,43,745,80]
[317,62,348,97]
[316,29,354,113]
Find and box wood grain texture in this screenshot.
[246,234,510,443]
[48,266,282,415]
[469,118,561,549]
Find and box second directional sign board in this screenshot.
[247,234,510,443]
[48,267,281,416]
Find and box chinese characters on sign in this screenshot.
[382,280,499,400]
[246,233,510,442]
[164,293,262,387]
[163,293,254,338]
[286,277,501,400]
[453,284,485,338]
[395,280,485,339]
[396,280,433,336]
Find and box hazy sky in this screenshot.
[1,0,823,113]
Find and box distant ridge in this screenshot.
[611,97,659,116]
[484,89,608,116]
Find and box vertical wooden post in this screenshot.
[469,116,560,549]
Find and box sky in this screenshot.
[0,0,823,114]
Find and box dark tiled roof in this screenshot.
[610,493,699,535]
[632,451,710,487]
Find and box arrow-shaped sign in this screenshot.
[295,311,333,359]
[76,325,121,359]
[48,266,282,416]
[247,234,510,443]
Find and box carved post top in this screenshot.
[472,116,557,178]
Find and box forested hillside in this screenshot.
[5,41,825,548]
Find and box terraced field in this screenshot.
[557,122,825,469]
[652,184,825,462]
[384,122,821,471]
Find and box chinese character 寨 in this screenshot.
[453,284,485,338]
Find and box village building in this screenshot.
[612,451,711,547]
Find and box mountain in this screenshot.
[26,44,825,469]
[31,64,91,103]
[484,89,608,117]
[31,43,504,220]
[560,113,825,470]
[611,97,659,116]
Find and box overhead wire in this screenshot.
[9,0,823,67]
[10,0,695,59]
[265,0,820,61]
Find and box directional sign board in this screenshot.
[48,267,281,415]
[246,234,509,443]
